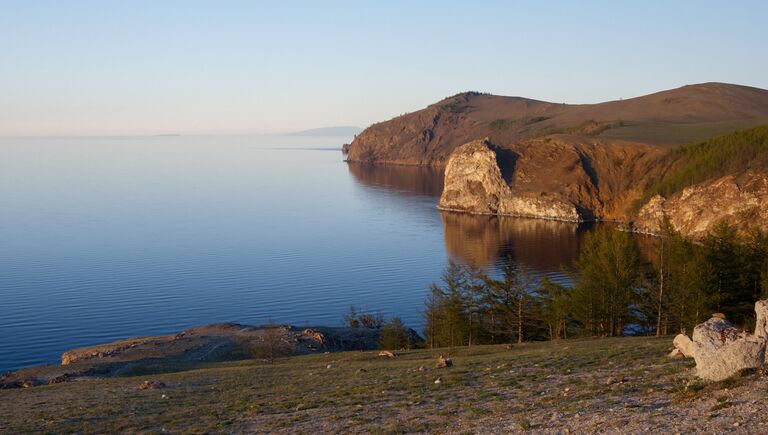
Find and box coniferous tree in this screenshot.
[571,228,644,336]
[480,258,535,344]
[379,317,410,350]
[537,276,569,340]
[423,261,471,348]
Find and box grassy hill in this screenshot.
[347,83,768,166]
[3,336,759,433]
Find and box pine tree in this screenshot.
[379,317,410,350]
[571,228,644,336]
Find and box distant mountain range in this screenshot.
[285,126,362,137]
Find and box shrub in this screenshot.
[379,317,410,350]
[251,320,295,364]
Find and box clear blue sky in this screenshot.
[1,1,766,136]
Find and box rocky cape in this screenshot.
[0,323,421,389]
[347,83,768,237]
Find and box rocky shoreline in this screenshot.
[1,322,420,389]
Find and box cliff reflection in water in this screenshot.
[347,162,589,274]
[346,162,444,196]
[440,211,589,270]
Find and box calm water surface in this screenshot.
[0,135,590,371]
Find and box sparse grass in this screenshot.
[0,336,689,433]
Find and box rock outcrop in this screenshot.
[672,301,768,381]
[438,138,583,221]
[438,138,659,222]
[634,171,768,238]
[438,139,512,215]
[3,323,423,389]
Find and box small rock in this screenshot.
[139,380,166,390]
[20,378,41,388]
[326,364,333,369]
[47,374,72,385]
[434,377,442,384]
[418,366,425,372]
[161,394,169,399]
[378,350,396,358]
[606,377,616,385]
[355,368,367,374]
[436,354,453,368]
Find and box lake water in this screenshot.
[0,135,591,372]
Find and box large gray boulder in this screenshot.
[672,301,768,381]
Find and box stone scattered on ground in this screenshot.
[378,350,397,358]
[436,354,453,368]
[138,380,166,390]
[5,336,768,434]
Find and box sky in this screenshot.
[1,1,767,136]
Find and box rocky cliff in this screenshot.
[353,83,768,236]
[438,137,663,222]
[634,171,768,238]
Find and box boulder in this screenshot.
[672,334,695,358]
[694,336,765,382]
[755,300,768,340]
[668,348,685,359]
[673,304,768,381]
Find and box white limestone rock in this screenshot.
[673,303,768,382]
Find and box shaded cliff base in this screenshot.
[3,336,768,433]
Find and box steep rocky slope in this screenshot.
[634,171,768,238]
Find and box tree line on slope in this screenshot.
[637,124,768,208]
[423,221,768,348]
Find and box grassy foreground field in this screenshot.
[2,336,767,434]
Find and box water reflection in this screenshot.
[346,162,444,196]
[347,162,590,272]
[440,211,588,269]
